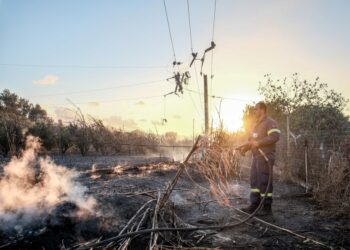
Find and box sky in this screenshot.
[1,0,350,137]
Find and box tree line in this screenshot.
[0,89,190,157]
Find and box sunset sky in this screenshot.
[1,0,350,137]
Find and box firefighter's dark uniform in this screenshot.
[249,116,281,206]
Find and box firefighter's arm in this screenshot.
[235,142,252,156]
[256,125,281,147]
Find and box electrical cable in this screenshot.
[184,87,257,102]
[210,0,217,94]
[45,94,165,107]
[0,63,168,70]
[163,0,177,64]
[192,61,203,109]
[186,0,203,109]
[211,0,217,42]
[27,79,167,98]
[186,0,194,52]
[186,89,203,120]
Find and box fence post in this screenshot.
[204,74,209,135]
[286,114,291,177]
[287,114,290,158]
[304,138,309,193]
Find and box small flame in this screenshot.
[90,174,101,180]
[91,164,97,173]
[113,165,124,174]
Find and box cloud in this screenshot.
[32,75,59,85]
[135,101,145,106]
[88,102,99,107]
[172,114,181,119]
[139,118,147,122]
[103,116,138,130]
[54,107,76,123]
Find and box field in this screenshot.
[1,154,349,250]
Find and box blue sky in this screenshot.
[1,0,350,136]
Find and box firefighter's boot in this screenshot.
[259,204,272,216]
[241,204,259,214]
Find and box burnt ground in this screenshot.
[1,155,349,250]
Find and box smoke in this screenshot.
[0,136,96,230]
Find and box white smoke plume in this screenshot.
[0,136,96,230]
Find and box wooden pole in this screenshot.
[286,114,290,158]
[204,74,209,134]
[286,113,291,177]
[304,139,309,193]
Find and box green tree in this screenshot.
[0,89,32,155]
[28,118,57,151]
[0,89,54,155]
[57,120,74,155]
[258,73,348,132]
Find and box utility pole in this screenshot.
[204,74,209,134]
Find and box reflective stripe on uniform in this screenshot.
[251,188,260,193]
[268,128,281,135]
[260,193,273,197]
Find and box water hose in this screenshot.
[74,148,273,250]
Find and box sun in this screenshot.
[212,101,247,132]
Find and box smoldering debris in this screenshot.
[0,136,96,231]
[0,136,348,249]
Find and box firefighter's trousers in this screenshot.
[250,154,274,205]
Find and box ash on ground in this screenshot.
[0,155,349,250]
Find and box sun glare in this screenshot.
[213,101,248,132]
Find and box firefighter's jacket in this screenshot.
[249,116,281,157]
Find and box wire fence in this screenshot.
[275,129,350,194]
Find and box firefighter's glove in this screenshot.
[250,140,259,149]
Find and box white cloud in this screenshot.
[103,116,138,130]
[54,107,76,123]
[32,75,59,85]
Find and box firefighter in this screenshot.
[238,101,281,215]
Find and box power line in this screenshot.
[47,94,165,107]
[186,0,203,110]
[210,0,217,94]
[27,79,166,98]
[192,61,203,109]
[186,0,194,52]
[163,0,177,63]
[185,88,257,103]
[0,63,168,70]
[186,89,202,119]
[211,0,217,42]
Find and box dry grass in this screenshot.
[314,152,350,215]
[191,135,243,205]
